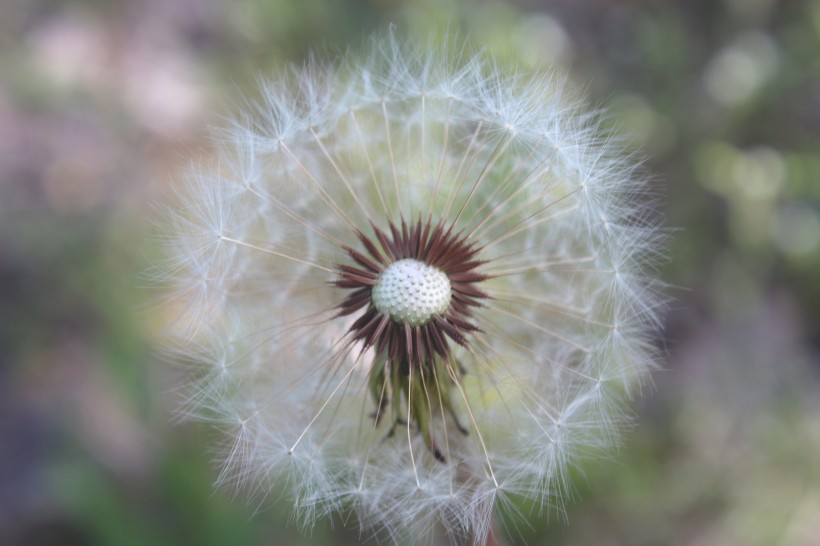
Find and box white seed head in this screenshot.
[154,33,666,545]
[372,259,451,326]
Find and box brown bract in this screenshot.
[335,217,490,373]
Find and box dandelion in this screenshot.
[156,35,664,545]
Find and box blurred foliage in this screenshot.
[1,0,819,545]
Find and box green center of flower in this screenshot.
[372,259,451,327]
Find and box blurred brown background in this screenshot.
[1,1,819,545]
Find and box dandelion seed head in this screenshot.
[154,33,665,544]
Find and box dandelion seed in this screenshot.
[155,34,664,545]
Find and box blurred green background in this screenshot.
[1,0,819,545]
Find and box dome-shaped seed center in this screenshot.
[372,259,451,327]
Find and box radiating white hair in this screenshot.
[153,33,665,545]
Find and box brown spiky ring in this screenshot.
[334,218,491,461]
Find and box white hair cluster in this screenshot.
[155,35,665,544]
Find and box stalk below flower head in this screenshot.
[157,35,664,544]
